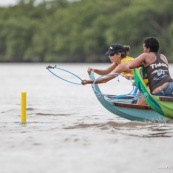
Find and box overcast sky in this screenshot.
[0,0,18,6]
[0,0,55,6]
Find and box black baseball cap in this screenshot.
[105,43,125,55]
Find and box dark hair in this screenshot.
[121,45,130,58]
[143,37,159,52]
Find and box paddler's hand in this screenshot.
[87,67,94,74]
[81,79,93,85]
[81,80,88,85]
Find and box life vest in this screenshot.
[121,56,149,84]
[120,56,134,75]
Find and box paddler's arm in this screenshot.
[87,62,118,75]
[129,53,146,69]
[81,75,115,85]
[111,61,133,74]
[82,62,132,85]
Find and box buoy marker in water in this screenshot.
[21,91,27,123]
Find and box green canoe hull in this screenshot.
[134,68,173,119]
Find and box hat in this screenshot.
[105,43,125,55]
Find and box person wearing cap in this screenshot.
[128,37,173,97]
[81,43,134,85]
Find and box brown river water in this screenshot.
[0,63,173,173]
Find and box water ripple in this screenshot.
[64,121,173,138]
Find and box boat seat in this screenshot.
[114,102,152,110]
[159,96,173,102]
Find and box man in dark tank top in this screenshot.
[129,37,173,97]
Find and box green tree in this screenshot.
[0,0,172,62]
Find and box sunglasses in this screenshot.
[109,53,116,56]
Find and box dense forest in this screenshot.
[0,0,173,62]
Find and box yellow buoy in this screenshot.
[21,91,27,123]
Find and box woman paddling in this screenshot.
[81,43,134,84]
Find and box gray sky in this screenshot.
[0,0,18,6]
[0,0,57,6]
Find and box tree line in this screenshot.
[0,0,173,63]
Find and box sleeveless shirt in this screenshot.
[145,53,173,92]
